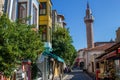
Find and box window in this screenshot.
[96,63,99,68]
[18,2,27,23]
[7,0,11,15]
[40,2,46,15]
[49,27,52,42]
[33,4,37,25]
[49,6,52,17]
[11,0,16,20]
[39,25,47,41]
[4,0,8,13]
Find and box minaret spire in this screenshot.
[87,1,89,9]
[84,2,94,48]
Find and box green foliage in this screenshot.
[0,14,44,77]
[31,63,38,79]
[52,27,76,65]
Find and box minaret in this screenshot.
[84,2,94,48]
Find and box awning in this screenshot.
[43,52,64,63]
[97,49,120,62]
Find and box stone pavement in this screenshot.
[85,71,96,80]
[53,74,68,80]
[63,70,93,80]
[54,70,96,80]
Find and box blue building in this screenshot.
[4,0,39,29]
[3,0,40,80]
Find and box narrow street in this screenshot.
[63,70,93,80]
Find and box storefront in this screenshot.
[36,54,49,80]
[96,42,120,80]
[115,60,120,79]
[36,42,64,80]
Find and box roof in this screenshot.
[87,43,115,51]
[78,42,115,52]
[77,42,115,57]
[58,14,65,20]
[94,41,115,47]
[63,22,67,26]
[52,10,57,13]
[77,48,88,52]
[96,42,120,59]
[105,42,120,53]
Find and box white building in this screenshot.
[83,42,114,73]
[52,10,66,31]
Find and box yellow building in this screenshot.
[39,0,53,80]
[39,1,64,80]
[39,0,52,42]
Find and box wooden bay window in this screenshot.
[18,2,27,23]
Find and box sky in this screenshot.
[52,0,120,51]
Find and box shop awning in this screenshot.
[43,52,64,63]
[97,49,120,62]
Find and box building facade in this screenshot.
[77,42,114,74]
[4,0,39,29]
[39,1,65,80]
[39,0,52,42]
[2,0,39,80]
[52,10,66,32]
[39,0,52,80]
[86,43,114,73]
[96,42,120,80]
[96,28,120,80]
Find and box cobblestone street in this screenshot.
[63,70,93,80]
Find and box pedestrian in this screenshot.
[64,67,67,73]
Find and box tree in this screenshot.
[52,27,76,65]
[0,14,44,77]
